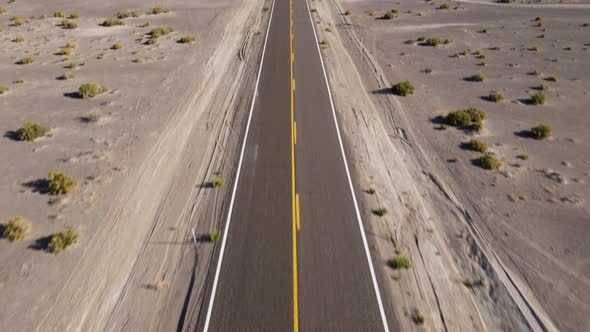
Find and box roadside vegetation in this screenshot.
[0,86,9,95]
[2,216,31,241]
[391,80,415,96]
[389,255,412,269]
[209,230,221,243]
[48,229,79,254]
[211,178,224,188]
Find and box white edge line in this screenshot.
[302,0,390,331]
[203,1,276,330]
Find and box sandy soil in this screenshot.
[0,0,268,330]
[310,0,589,330]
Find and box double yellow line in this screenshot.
[290,0,300,330]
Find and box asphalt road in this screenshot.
[203,0,388,330]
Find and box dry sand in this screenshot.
[0,0,269,331]
[311,0,589,330]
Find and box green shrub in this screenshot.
[68,12,79,19]
[438,3,451,10]
[149,26,173,38]
[0,7,6,14]
[531,92,545,105]
[518,153,529,160]
[48,228,79,254]
[13,36,24,43]
[60,47,72,55]
[117,10,139,19]
[444,108,486,131]
[53,11,65,18]
[373,208,388,216]
[382,11,395,20]
[391,80,415,96]
[13,79,24,84]
[58,72,75,80]
[536,84,548,91]
[177,36,195,44]
[145,37,157,45]
[66,41,77,49]
[2,217,31,241]
[468,73,485,82]
[531,46,540,52]
[263,5,270,11]
[48,171,77,195]
[102,18,125,27]
[12,17,24,26]
[466,139,488,152]
[151,7,169,15]
[412,310,425,325]
[111,42,123,49]
[546,76,558,82]
[531,124,552,139]
[17,122,49,141]
[417,36,426,42]
[211,178,224,188]
[0,86,9,95]
[66,61,78,68]
[78,83,108,98]
[479,153,501,170]
[210,230,221,243]
[534,16,542,21]
[62,20,77,29]
[140,21,151,27]
[390,255,411,269]
[489,91,503,102]
[424,37,443,46]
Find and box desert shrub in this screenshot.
[0,86,9,95]
[117,10,139,19]
[102,18,125,27]
[488,91,503,102]
[531,92,545,105]
[518,153,529,160]
[53,11,65,18]
[546,76,558,82]
[13,36,24,42]
[211,178,224,188]
[531,70,541,76]
[382,11,395,20]
[534,16,542,21]
[390,255,412,269]
[466,139,488,152]
[62,20,77,29]
[424,37,443,46]
[12,17,24,26]
[417,36,426,42]
[60,47,72,55]
[2,217,31,241]
[477,53,486,59]
[531,124,552,139]
[151,7,169,15]
[373,208,388,216]
[145,37,157,45]
[480,28,489,33]
[0,7,6,14]
[479,153,501,170]
[140,21,150,27]
[13,79,24,84]
[531,46,540,52]
[48,171,76,195]
[263,5,270,11]
[367,188,376,194]
[17,122,49,141]
[391,80,415,96]
[48,228,79,254]
[177,36,195,44]
[149,26,173,38]
[58,72,75,80]
[67,61,78,68]
[460,49,469,56]
[344,10,351,15]
[68,12,79,19]
[209,230,221,243]
[66,41,77,49]
[111,42,123,49]
[78,83,108,98]
[468,73,485,82]
[536,84,548,91]
[444,108,486,131]
[412,310,425,325]
[438,3,451,10]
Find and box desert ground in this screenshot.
[311,0,589,330]
[0,0,269,330]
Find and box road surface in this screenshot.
[203,0,389,330]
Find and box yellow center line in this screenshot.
[290,0,299,331]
